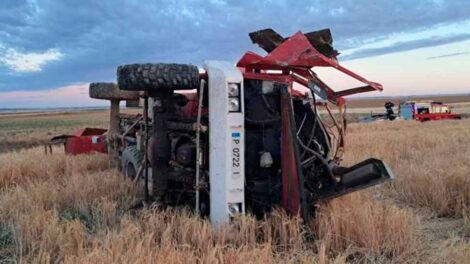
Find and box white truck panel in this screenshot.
[203,60,245,224]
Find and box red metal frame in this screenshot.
[235,30,384,215]
[237,31,382,106]
[415,112,462,122]
[236,30,384,161]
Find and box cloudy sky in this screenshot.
[0,0,469,108]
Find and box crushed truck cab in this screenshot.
[89,28,393,224]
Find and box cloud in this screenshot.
[0,0,470,94]
[341,33,470,60]
[329,7,346,16]
[0,48,63,73]
[210,0,227,6]
[426,51,470,60]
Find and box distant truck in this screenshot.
[399,101,461,122]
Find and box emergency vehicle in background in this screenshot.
[399,101,462,122]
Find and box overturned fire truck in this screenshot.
[89,28,393,224]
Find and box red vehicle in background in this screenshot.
[47,128,107,155]
[399,101,462,122]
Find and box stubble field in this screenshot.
[0,110,469,263]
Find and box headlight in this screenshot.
[228,98,240,112]
[228,83,239,97]
[228,203,240,215]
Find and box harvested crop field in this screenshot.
[0,111,469,263]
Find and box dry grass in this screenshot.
[0,149,140,263]
[0,111,469,263]
[0,147,419,263]
[314,193,420,262]
[0,148,109,189]
[344,119,470,219]
[434,238,470,264]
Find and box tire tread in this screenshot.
[117,63,199,92]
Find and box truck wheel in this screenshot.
[121,145,144,180]
[117,63,199,92]
[89,82,140,100]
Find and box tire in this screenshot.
[89,82,140,100]
[117,63,199,92]
[121,145,144,180]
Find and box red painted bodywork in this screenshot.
[64,128,107,155]
[415,113,462,122]
[280,85,302,215]
[180,92,207,117]
[236,31,382,106]
[234,30,384,214]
